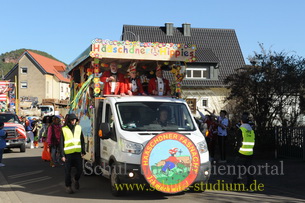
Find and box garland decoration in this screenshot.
[71,74,94,110]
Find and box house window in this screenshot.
[21,67,28,74]
[202,99,208,107]
[186,68,209,79]
[21,82,28,88]
[186,98,197,114]
[61,86,63,92]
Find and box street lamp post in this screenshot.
[121,31,139,41]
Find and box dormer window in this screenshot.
[186,67,209,79]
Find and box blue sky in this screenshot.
[1,0,304,64]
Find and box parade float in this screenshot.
[66,39,210,195]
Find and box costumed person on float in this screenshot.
[161,148,182,173]
[148,65,171,96]
[100,62,125,95]
[124,62,147,96]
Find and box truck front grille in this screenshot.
[4,128,17,138]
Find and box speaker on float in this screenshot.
[73,69,81,83]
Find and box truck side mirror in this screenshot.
[99,123,111,139]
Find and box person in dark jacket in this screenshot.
[47,116,62,167]
[60,114,86,194]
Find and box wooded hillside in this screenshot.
[0,49,66,77]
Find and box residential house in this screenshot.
[4,50,70,105]
[121,23,245,116]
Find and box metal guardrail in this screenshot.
[275,127,305,160]
[227,126,305,160]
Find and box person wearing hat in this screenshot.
[232,112,255,189]
[24,116,35,149]
[124,62,147,96]
[100,62,125,95]
[148,66,171,96]
[60,114,85,194]
[47,116,62,167]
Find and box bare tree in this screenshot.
[224,45,305,131]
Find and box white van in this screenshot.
[87,96,210,195]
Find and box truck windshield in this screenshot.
[40,107,51,113]
[116,102,195,131]
[0,114,21,124]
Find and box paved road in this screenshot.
[1,146,305,203]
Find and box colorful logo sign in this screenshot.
[141,132,200,193]
[90,39,196,62]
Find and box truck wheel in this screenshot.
[20,143,26,153]
[110,164,126,196]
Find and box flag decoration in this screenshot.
[0,81,9,102]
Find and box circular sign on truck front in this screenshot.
[141,132,200,193]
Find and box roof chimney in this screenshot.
[165,23,173,36]
[182,23,191,36]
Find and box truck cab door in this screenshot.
[100,103,117,161]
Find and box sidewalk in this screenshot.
[0,165,22,203]
[208,156,305,200]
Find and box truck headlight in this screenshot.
[120,138,143,154]
[197,140,208,154]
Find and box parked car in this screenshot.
[0,112,26,152]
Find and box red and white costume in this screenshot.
[148,77,170,96]
[124,78,145,95]
[124,62,145,95]
[100,71,125,95]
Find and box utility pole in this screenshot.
[1,69,4,80]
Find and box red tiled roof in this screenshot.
[26,50,70,83]
[54,65,65,72]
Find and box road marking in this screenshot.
[27,183,64,193]
[8,170,44,179]
[11,176,52,186]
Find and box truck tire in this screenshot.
[20,143,26,153]
[110,164,126,196]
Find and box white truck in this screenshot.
[39,105,55,116]
[39,99,69,117]
[67,39,210,195]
